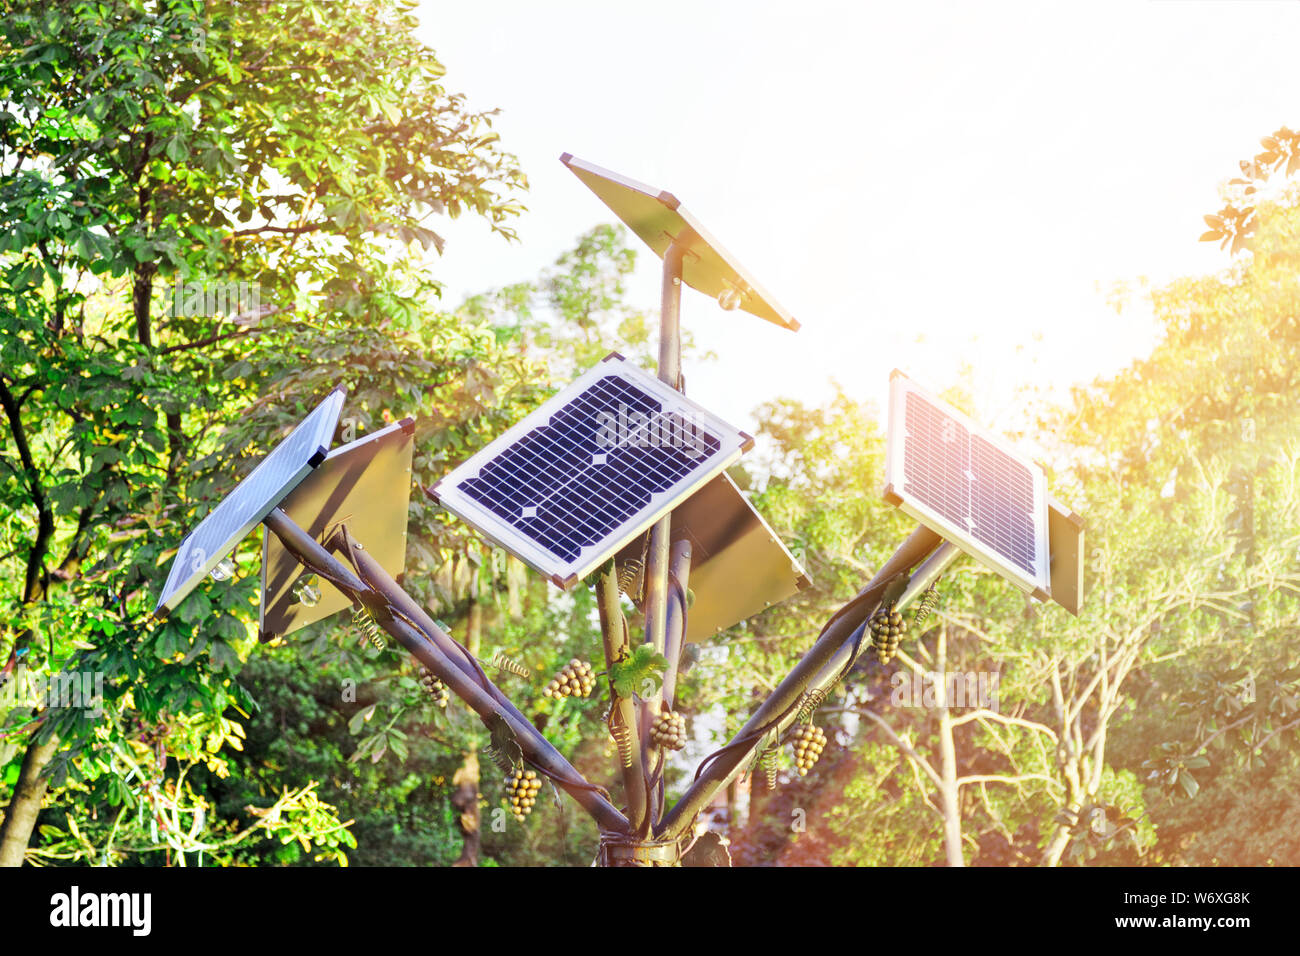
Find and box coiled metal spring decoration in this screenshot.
[606,707,634,768]
[617,557,643,598]
[352,605,386,651]
[485,740,515,775]
[760,746,780,790]
[794,686,830,724]
[484,650,530,679]
[913,585,940,629]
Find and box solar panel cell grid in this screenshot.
[902,392,1038,577]
[886,373,1050,596]
[970,436,1036,575]
[432,354,749,587]
[461,376,721,564]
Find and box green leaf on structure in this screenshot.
[609,644,668,699]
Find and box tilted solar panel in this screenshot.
[153,387,346,618]
[884,371,1050,599]
[559,154,800,332]
[259,418,415,642]
[429,354,752,588]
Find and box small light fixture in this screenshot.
[292,575,321,608]
[717,287,743,311]
[208,557,237,582]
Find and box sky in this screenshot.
[413,0,1300,440]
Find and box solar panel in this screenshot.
[429,354,752,588]
[153,387,346,617]
[613,472,812,639]
[259,418,415,642]
[883,371,1051,599]
[560,154,800,332]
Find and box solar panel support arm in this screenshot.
[262,508,631,836]
[658,232,692,390]
[655,524,944,842]
[804,541,964,696]
[327,527,492,692]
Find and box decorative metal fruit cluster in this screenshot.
[650,709,687,751]
[789,723,827,775]
[543,658,596,699]
[869,605,905,664]
[506,768,542,820]
[420,667,449,708]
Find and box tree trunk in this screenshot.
[935,625,965,866]
[451,599,483,867]
[0,735,59,867]
[937,711,964,867]
[1042,818,1073,867]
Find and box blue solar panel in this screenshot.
[153,388,345,617]
[431,354,749,588]
[902,393,1037,576]
[885,372,1050,596]
[460,375,721,564]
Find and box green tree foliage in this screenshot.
[732,188,1300,869]
[458,222,712,384]
[0,0,529,865]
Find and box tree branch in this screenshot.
[949,708,1059,743]
[956,773,1063,792]
[0,377,53,606]
[850,707,941,788]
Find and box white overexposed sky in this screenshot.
[413,0,1299,439]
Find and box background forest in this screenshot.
[0,0,1297,867]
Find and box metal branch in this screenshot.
[596,567,647,832]
[656,524,944,841]
[262,509,629,836]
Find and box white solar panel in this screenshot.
[153,387,346,617]
[429,354,752,588]
[884,371,1050,599]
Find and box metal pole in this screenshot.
[638,237,690,820]
[691,541,965,807]
[263,509,631,836]
[656,524,943,841]
[596,567,647,830]
[331,531,500,704]
[660,540,693,711]
[641,239,687,653]
[332,530,631,831]
[644,539,693,826]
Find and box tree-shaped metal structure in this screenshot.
[154,156,1084,866]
